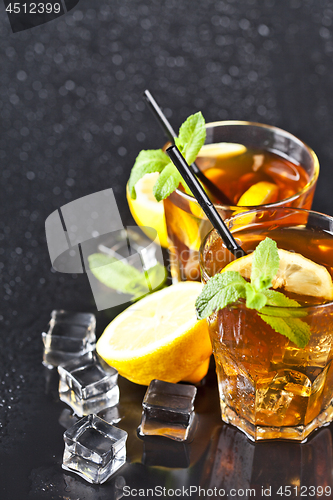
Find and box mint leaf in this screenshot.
[195,271,246,319]
[145,263,168,291]
[153,162,182,202]
[251,237,280,291]
[245,283,267,309]
[196,236,312,348]
[257,289,311,347]
[176,111,206,165]
[87,253,167,299]
[128,112,207,202]
[258,314,311,348]
[128,149,169,199]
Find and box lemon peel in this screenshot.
[96,282,212,386]
[126,173,168,248]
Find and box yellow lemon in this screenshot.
[96,282,212,385]
[233,181,280,227]
[224,249,333,300]
[126,173,168,248]
[237,181,279,207]
[197,142,246,159]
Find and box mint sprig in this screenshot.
[88,253,167,300]
[128,111,206,202]
[195,238,311,348]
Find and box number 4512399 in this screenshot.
[277,485,331,496]
[6,3,61,14]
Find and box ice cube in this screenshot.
[50,310,96,330]
[42,310,96,368]
[62,414,127,484]
[139,379,197,441]
[58,352,119,417]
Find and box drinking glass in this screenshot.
[200,207,333,441]
[164,121,319,283]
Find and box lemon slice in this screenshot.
[96,282,212,385]
[233,181,280,227]
[126,173,168,248]
[224,248,333,300]
[197,142,246,159]
[237,181,279,206]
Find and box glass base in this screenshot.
[220,399,333,442]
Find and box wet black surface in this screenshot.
[2,1,333,498]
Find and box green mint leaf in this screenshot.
[153,162,182,202]
[245,283,267,309]
[128,149,169,199]
[251,237,280,290]
[261,289,307,317]
[145,263,168,291]
[196,237,312,348]
[176,112,206,166]
[195,271,246,319]
[264,289,301,308]
[88,253,146,295]
[128,112,206,201]
[259,289,311,346]
[258,314,311,348]
[87,254,167,299]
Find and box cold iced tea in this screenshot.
[200,208,333,441]
[164,121,319,282]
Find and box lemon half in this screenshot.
[224,249,333,301]
[96,282,212,385]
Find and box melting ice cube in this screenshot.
[42,310,96,368]
[139,379,197,441]
[58,352,119,417]
[62,414,127,484]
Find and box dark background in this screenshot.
[1,1,333,498]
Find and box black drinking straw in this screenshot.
[143,89,232,206]
[167,145,247,258]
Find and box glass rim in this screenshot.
[199,207,333,312]
[174,120,320,210]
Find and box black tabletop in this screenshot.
[2,1,333,499]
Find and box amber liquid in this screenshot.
[197,147,310,206]
[164,147,314,283]
[204,224,333,440]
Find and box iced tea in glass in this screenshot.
[164,122,319,283]
[200,208,333,441]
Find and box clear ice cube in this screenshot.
[62,414,127,484]
[58,352,119,417]
[42,310,96,368]
[139,379,197,441]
